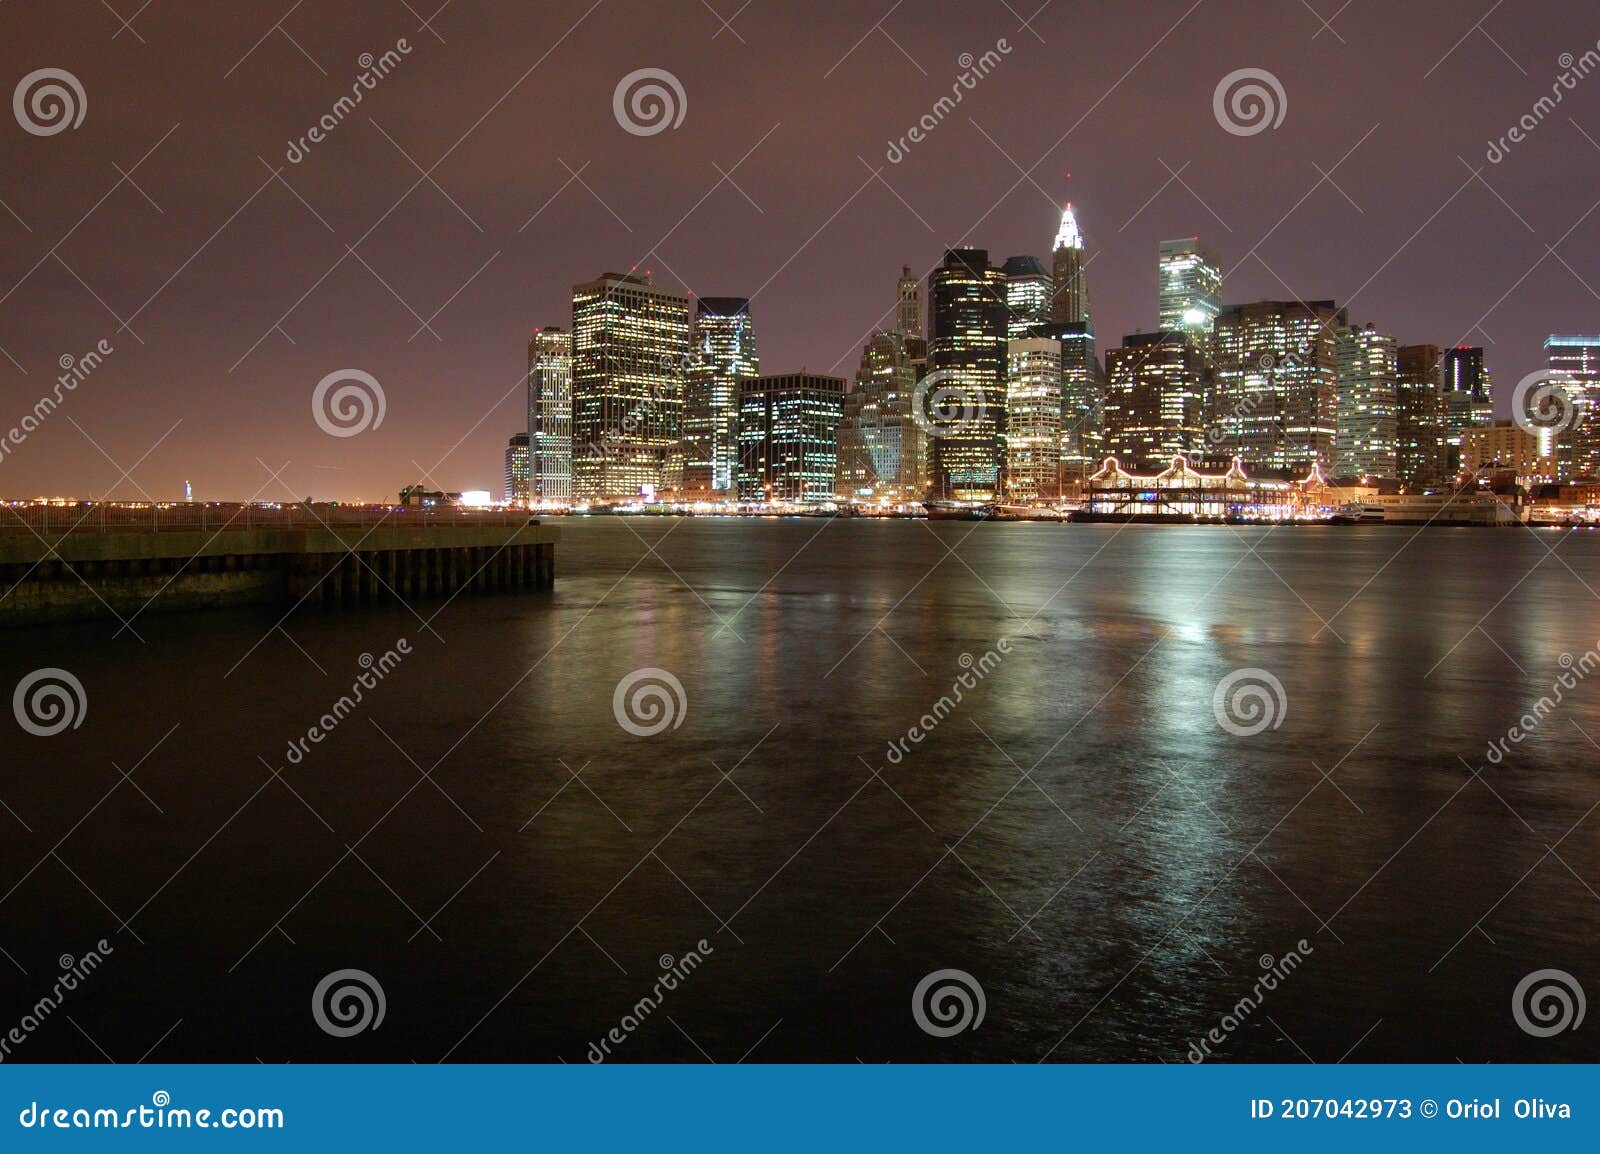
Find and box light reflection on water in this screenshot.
[3,520,1597,1062]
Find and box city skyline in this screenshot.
[2,2,1598,503]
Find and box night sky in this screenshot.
[1,0,1596,501]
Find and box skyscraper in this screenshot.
[682,297,758,498]
[504,433,530,506]
[1002,255,1052,339]
[896,265,924,341]
[1005,337,1063,501]
[835,329,927,506]
[1334,324,1399,480]
[1157,238,1224,341]
[570,272,691,503]
[1103,332,1205,468]
[1545,335,1600,479]
[1031,321,1103,485]
[1050,203,1091,326]
[927,248,1008,502]
[527,327,573,505]
[1442,346,1492,476]
[1395,344,1446,489]
[1210,300,1346,472]
[736,373,845,505]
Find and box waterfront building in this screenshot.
[1546,335,1600,479]
[836,330,927,506]
[897,265,924,341]
[1050,203,1091,326]
[1005,337,1063,501]
[736,373,845,505]
[1395,344,1446,489]
[1083,455,1334,521]
[1210,299,1346,472]
[1003,255,1053,340]
[570,272,691,503]
[504,433,530,506]
[1461,421,1554,484]
[1157,238,1224,342]
[928,248,1008,501]
[1334,324,1399,480]
[682,297,758,499]
[1103,331,1205,469]
[527,327,574,505]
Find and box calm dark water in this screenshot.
[3,520,1598,1063]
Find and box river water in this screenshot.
[3,519,1597,1062]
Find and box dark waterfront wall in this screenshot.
[0,523,558,626]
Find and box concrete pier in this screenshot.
[0,506,558,627]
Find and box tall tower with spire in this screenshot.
[1050,203,1090,326]
[896,265,923,341]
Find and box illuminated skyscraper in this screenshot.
[1158,238,1223,341]
[1210,300,1345,472]
[683,297,758,498]
[1030,321,1103,484]
[504,433,530,505]
[1006,337,1063,501]
[1545,335,1600,479]
[737,373,845,504]
[1441,346,1492,475]
[570,272,690,502]
[1103,332,1205,468]
[835,329,927,505]
[1002,255,1052,339]
[896,265,924,341]
[1050,203,1091,326]
[527,327,573,505]
[1334,324,1399,480]
[928,248,1008,501]
[1395,344,1446,488]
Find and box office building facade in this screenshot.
[1210,300,1346,472]
[1335,324,1399,480]
[927,248,1009,501]
[527,327,574,505]
[1005,337,1063,501]
[570,272,691,502]
[736,373,845,504]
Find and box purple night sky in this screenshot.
[1,0,1596,500]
